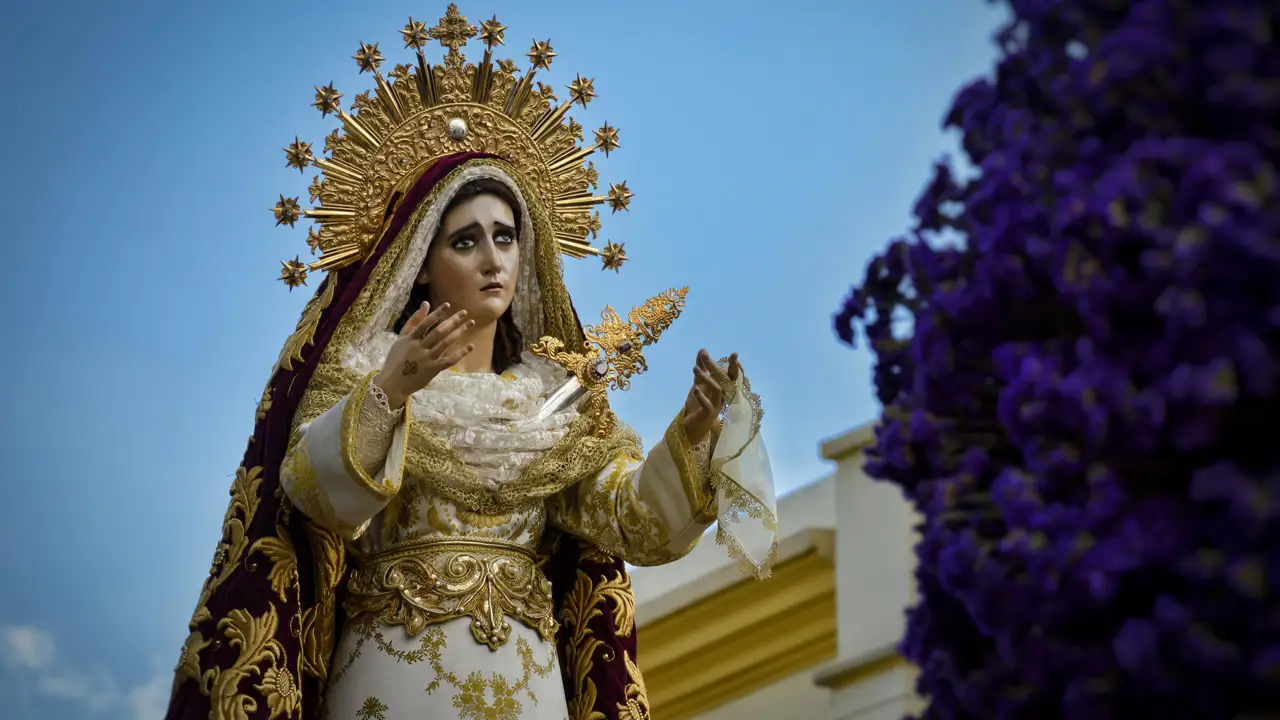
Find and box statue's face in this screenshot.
[419,192,520,323]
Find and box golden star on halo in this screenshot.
[527,39,556,70]
[594,122,621,157]
[283,137,313,173]
[278,257,309,290]
[401,17,430,49]
[312,82,342,117]
[353,42,384,74]
[429,4,478,53]
[567,74,597,109]
[479,15,507,47]
[497,58,519,75]
[600,241,628,272]
[607,181,634,213]
[272,195,302,227]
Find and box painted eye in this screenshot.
[451,236,476,249]
[495,231,516,244]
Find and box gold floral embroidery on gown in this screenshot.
[286,328,717,719]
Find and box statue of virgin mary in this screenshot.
[166,7,776,719]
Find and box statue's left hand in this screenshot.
[682,350,741,445]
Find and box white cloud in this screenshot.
[126,672,170,720]
[2,625,56,670]
[0,624,168,719]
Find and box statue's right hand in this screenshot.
[374,302,474,408]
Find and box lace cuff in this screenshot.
[663,413,719,524]
[347,376,405,477]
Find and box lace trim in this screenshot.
[662,413,717,524]
[298,360,642,515]
[353,377,404,476]
[717,522,781,580]
[708,366,778,580]
[368,380,396,413]
[339,373,402,500]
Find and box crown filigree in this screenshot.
[530,287,688,437]
[272,4,635,290]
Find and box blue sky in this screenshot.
[0,1,1003,717]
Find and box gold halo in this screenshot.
[271,4,633,289]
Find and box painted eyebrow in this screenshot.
[446,220,517,242]
[445,221,481,243]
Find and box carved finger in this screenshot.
[422,309,468,346]
[684,399,704,422]
[400,302,431,337]
[694,387,716,413]
[695,368,720,399]
[694,366,716,387]
[429,319,475,357]
[728,353,741,381]
[440,342,476,367]
[411,302,451,339]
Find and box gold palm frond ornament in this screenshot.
[271,3,634,289]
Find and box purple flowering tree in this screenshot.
[836,2,1279,718]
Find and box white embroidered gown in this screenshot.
[280,333,714,720]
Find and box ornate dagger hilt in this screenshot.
[530,287,688,437]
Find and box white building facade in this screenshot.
[632,424,925,719]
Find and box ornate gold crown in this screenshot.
[271,4,636,290]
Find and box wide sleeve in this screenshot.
[547,413,718,567]
[549,364,779,578]
[279,372,411,541]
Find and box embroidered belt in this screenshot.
[345,536,558,651]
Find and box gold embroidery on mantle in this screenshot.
[249,521,299,603]
[559,561,648,720]
[175,462,314,719]
[618,651,652,720]
[300,522,345,681]
[201,605,301,720]
[175,463,267,710]
[345,537,557,650]
[275,276,336,374]
[194,466,265,623]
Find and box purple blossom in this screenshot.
[836,1,1280,717]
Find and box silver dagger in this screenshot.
[534,377,586,422]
